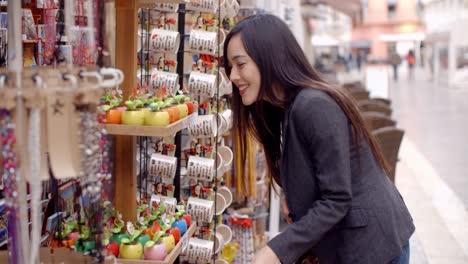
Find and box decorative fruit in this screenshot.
[111,233,130,245]
[106,241,119,257]
[144,241,168,260]
[119,241,143,260]
[167,228,181,244]
[83,240,96,251]
[160,234,175,253]
[145,102,170,126]
[174,95,189,118]
[105,109,122,124]
[121,110,145,125]
[184,96,194,115]
[163,100,180,123]
[181,214,191,228]
[136,234,151,247]
[177,104,188,118]
[152,221,162,233]
[69,232,80,241]
[172,219,187,236]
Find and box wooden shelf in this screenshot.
[114,223,197,264]
[23,40,39,44]
[136,0,186,8]
[101,114,196,137]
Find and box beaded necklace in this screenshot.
[1,108,18,264]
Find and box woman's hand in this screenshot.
[252,246,280,264]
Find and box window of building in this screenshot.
[387,0,397,20]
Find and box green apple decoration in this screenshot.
[145,101,170,126]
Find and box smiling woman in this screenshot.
[223,14,414,264]
[226,35,261,106]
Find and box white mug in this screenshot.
[150,28,180,54]
[150,69,179,96]
[149,153,177,179]
[149,194,177,214]
[219,68,233,96]
[214,232,225,254]
[188,114,218,139]
[153,3,179,12]
[161,196,177,214]
[187,197,214,223]
[188,71,217,97]
[186,0,227,19]
[189,29,226,56]
[217,186,232,208]
[217,146,233,174]
[216,224,232,244]
[186,155,216,181]
[213,192,226,215]
[226,0,240,18]
[219,109,233,131]
[186,238,214,263]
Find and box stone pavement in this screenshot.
[366,66,468,263]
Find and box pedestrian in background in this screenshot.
[224,14,414,264]
[407,50,416,80]
[389,51,402,81]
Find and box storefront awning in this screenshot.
[379,32,426,42]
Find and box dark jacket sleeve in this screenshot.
[268,92,353,264]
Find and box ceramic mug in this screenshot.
[153,3,179,12]
[150,70,179,96]
[149,28,180,54]
[226,0,240,18]
[219,109,233,131]
[213,192,227,215]
[186,0,227,19]
[213,232,225,254]
[187,197,214,223]
[149,153,177,179]
[186,238,214,263]
[216,224,232,244]
[217,186,233,208]
[219,68,233,96]
[188,71,217,98]
[217,146,233,174]
[186,155,216,181]
[188,114,218,138]
[189,29,226,56]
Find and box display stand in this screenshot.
[114,0,139,223]
[113,0,187,222]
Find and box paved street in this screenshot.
[366,66,468,263]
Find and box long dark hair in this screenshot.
[223,14,389,187]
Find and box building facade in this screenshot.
[352,0,425,62]
[422,0,468,85]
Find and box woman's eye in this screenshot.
[238,63,246,68]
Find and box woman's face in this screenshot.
[227,34,261,106]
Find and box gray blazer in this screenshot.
[267,89,414,264]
